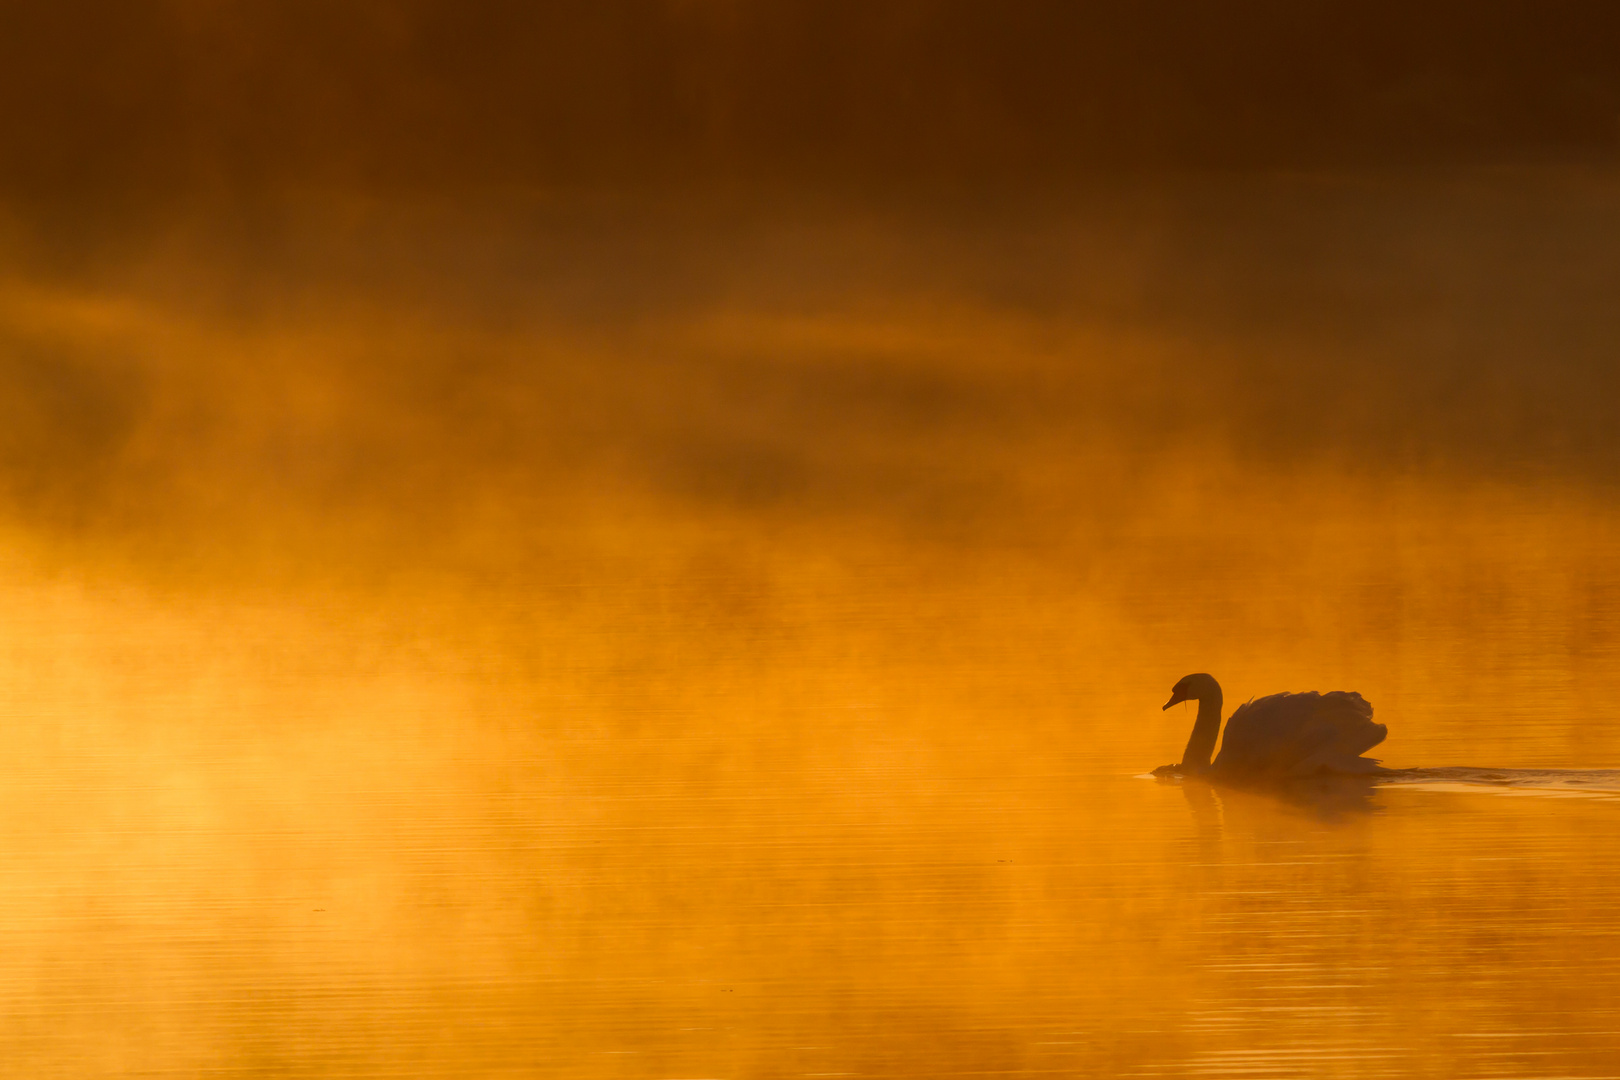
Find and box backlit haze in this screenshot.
[3,4,1620,1076]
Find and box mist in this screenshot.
[5,168,1620,767]
[5,5,1620,1076]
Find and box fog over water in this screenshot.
[5,4,1620,1075]
[2,169,1620,1075]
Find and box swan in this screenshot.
[1154,673,1387,778]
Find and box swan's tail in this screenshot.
[1293,696,1387,777]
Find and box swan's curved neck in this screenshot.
[1180,692,1224,771]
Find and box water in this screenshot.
[4,504,1619,1079]
[4,670,1620,1078]
[3,175,1620,1076]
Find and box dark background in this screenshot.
[4,0,1619,207]
[4,2,1620,566]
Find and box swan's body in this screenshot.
[1158,673,1387,778]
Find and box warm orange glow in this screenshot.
[2,173,1620,1073]
[4,6,1620,1074]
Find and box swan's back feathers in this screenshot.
[1214,690,1386,776]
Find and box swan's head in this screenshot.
[1164,672,1221,710]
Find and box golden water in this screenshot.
[2,177,1619,1076]
[5,556,1620,1079]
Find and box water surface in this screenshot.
[2,176,1619,1076]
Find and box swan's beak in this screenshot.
[1163,691,1186,710]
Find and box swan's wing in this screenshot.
[1214,693,1321,774]
[1216,691,1386,776]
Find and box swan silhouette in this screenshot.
[1153,673,1387,778]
